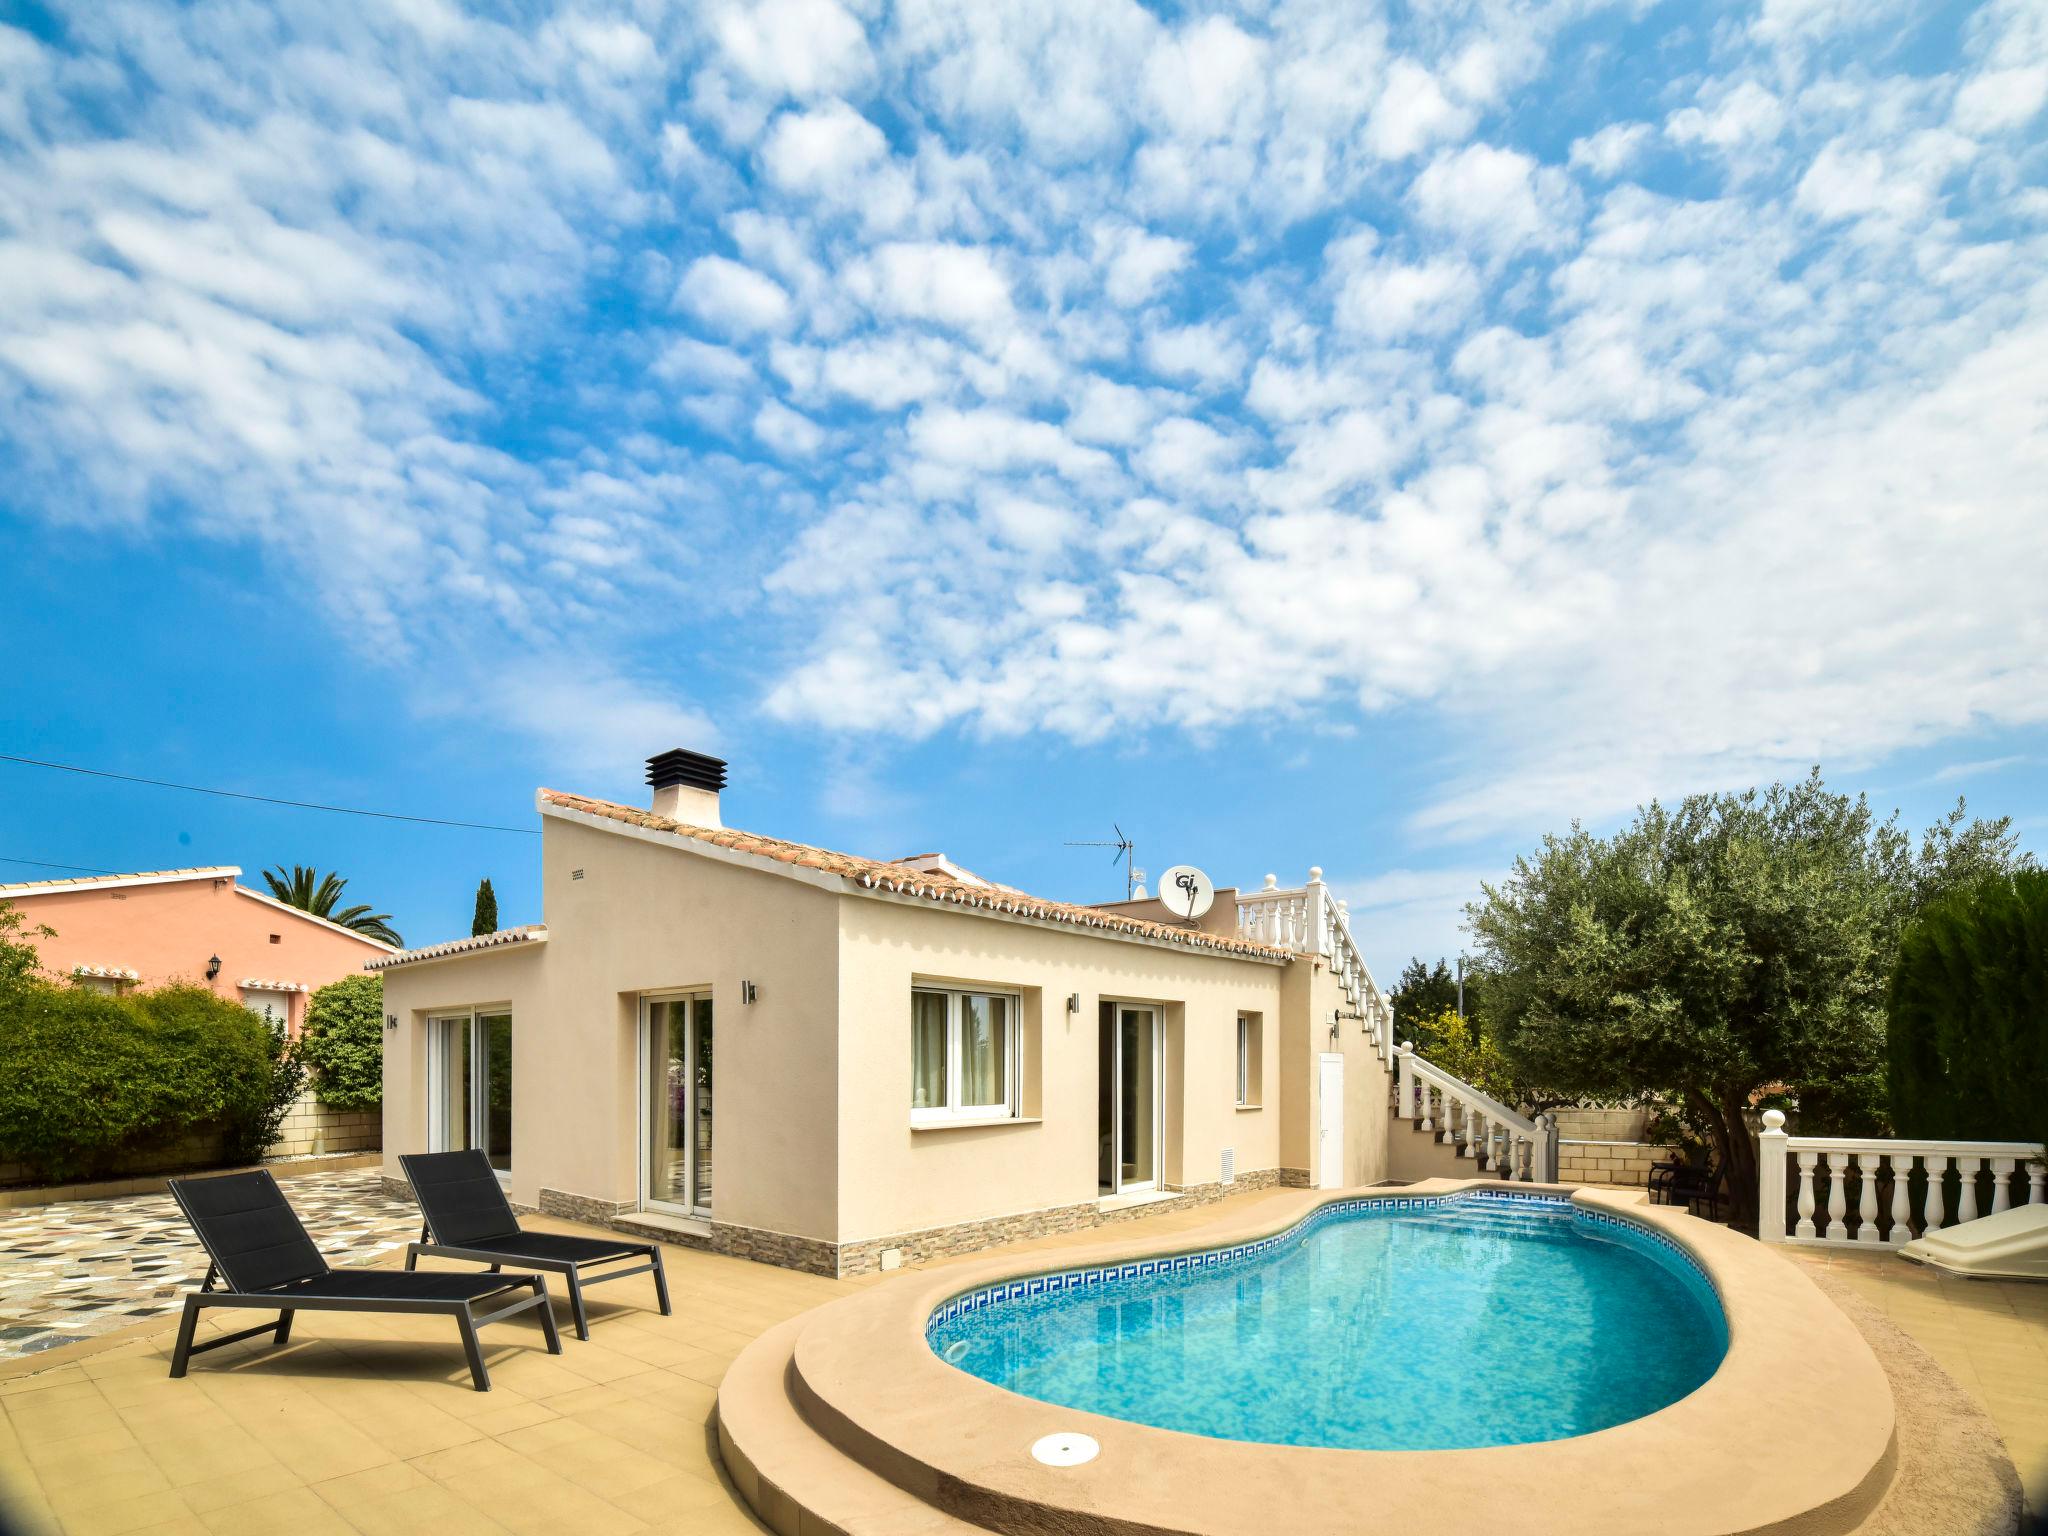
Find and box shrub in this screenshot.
[1888,869,2048,1150]
[299,973,385,1111]
[0,979,283,1182]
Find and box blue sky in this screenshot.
[1,0,2044,978]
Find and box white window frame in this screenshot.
[1237,1014,1251,1106]
[910,986,1021,1125]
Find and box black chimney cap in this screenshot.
[646,748,727,793]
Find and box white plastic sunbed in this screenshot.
[1899,1202,2048,1281]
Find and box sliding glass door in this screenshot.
[643,994,713,1217]
[430,1010,513,1177]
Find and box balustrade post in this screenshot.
[1757,1111,1789,1243]
[1418,1076,1434,1134]
[1957,1156,1982,1225]
[1825,1152,1849,1241]
[1923,1156,1946,1234]
[1304,868,1329,958]
[1887,1155,1911,1248]
[1794,1151,1819,1240]
[1538,1113,1558,1182]
[1440,1092,1458,1147]
[1855,1154,1880,1244]
[2029,1161,2045,1206]
[1990,1157,2016,1216]
[1464,1108,1484,1160]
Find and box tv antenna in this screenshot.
[1066,824,1139,900]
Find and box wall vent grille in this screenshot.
[1221,1147,1235,1185]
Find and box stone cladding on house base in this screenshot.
[506,1170,1294,1279]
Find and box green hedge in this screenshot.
[0,979,297,1182]
[300,973,384,1111]
[1888,869,2048,1150]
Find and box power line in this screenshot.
[0,754,540,836]
[0,854,120,875]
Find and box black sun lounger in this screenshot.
[399,1149,672,1341]
[166,1169,560,1391]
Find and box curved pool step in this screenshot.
[717,1308,991,1535]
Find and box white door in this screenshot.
[1317,1053,1345,1191]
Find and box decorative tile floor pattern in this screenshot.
[0,1172,421,1361]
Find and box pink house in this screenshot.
[0,866,395,1034]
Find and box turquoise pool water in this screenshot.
[926,1194,1728,1450]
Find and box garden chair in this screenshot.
[1649,1157,1726,1221]
[166,1169,560,1392]
[399,1149,672,1341]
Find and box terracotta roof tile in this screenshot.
[537,789,1290,962]
[367,925,547,972]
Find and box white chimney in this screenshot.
[647,748,726,828]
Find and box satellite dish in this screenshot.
[1157,864,1215,921]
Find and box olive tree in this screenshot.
[1467,772,2024,1228]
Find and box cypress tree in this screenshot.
[471,878,498,937]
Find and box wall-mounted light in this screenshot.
[205,954,222,981]
[741,980,758,1005]
[1067,993,1081,1014]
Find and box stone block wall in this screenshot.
[1556,1138,1679,1189]
[265,1091,381,1158]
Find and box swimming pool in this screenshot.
[925,1191,1728,1450]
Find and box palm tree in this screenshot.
[261,865,403,947]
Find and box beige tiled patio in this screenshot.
[0,1195,2040,1536]
[1785,1245,2048,1525]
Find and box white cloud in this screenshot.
[851,241,1012,331]
[676,255,794,334]
[1569,123,1651,178]
[754,397,825,456]
[1953,66,2048,134]
[759,100,889,193]
[1143,16,1269,141]
[1410,143,1577,256]
[1143,321,1245,388]
[1334,255,1481,339]
[1666,80,1785,151]
[1094,222,1192,306]
[710,0,873,101]
[1366,60,1473,161]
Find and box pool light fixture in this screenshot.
[1030,1431,1100,1467]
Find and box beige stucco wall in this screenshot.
[381,817,842,1239]
[1279,959,1391,1190]
[832,894,1289,1244]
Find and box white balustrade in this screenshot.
[1758,1110,2045,1248]
[1397,1049,1553,1182]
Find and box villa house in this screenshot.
[373,750,1405,1277]
[0,865,392,1035]
[0,865,395,1166]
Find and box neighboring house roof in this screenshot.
[367,925,548,972]
[232,884,398,950]
[0,865,396,951]
[0,866,239,897]
[535,788,1291,962]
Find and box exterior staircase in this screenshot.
[1235,869,1557,1187]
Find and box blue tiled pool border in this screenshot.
[924,1188,1723,1338]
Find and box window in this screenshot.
[1236,1012,1263,1107]
[911,987,1018,1121]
